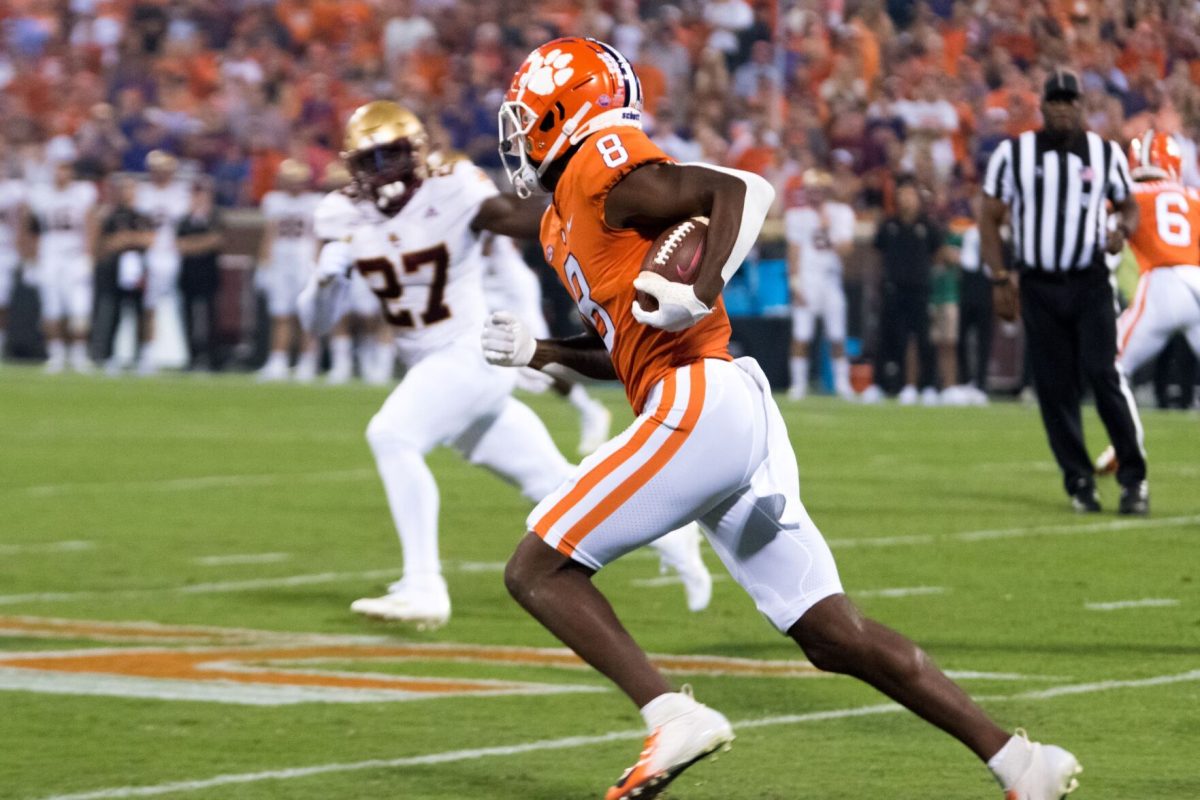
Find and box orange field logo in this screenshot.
[0,616,822,705]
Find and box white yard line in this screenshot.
[0,570,399,606]
[0,541,94,556]
[854,586,945,598]
[827,514,1200,549]
[192,553,292,567]
[1083,598,1180,611]
[31,669,1200,800]
[16,469,377,497]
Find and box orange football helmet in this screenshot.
[1129,130,1182,181]
[499,37,644,198]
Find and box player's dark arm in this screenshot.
[979,195,1020,321]
[529,324,618,381]
[471,194,547,240]
[1105,196,1140,254]
[978,195,1009,280]
[604,162,775,306]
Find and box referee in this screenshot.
[980,68,1149,515]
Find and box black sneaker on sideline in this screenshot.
[1118,481,1150,516]
[1070,485,1102,513]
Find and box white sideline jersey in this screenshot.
[0,179,25,260]
[29,180,97,262]
[784,201,855,279]
[262,190,321,264]
[314,159,499,363]
[134,180,190,256]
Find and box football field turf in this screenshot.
[1,366,1197,800]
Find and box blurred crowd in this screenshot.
[2,0,1199,401]
[4,0,1200,210]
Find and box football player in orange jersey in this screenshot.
[482,37,1080,800]
[1095,131,1200,482]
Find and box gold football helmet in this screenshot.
[342,101,430,214]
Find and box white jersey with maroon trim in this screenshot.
[318,159,500,364]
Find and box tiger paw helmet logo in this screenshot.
[520,49,575,96]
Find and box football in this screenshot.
[635,216,709,312]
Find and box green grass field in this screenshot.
[1,366,1197,800]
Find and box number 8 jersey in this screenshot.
[314,158,500,364]
[540,127,733,413]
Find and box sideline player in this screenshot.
[0,158,26,360]
[29,161,98,373]
[485,37,1080,800]
[257,159,322,382]
[480,229,612,454]
[784,168,855,400]
[134,150,190,375]
[300,101,710,627]
[1095,131,1200,488]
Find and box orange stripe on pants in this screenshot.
[1119,273,1152,354]
[531,371,679,539]
[558,362,707,556]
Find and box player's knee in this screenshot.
[365,414,416,454]
[789,596,870,674]
[504,534,564,608]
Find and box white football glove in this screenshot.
[482,311,537,368]
[631,272,712,332]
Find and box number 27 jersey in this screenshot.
[314,159,500,363]
[1129,180,1200,272]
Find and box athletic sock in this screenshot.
[330,334,353,372]
[369,443,441,578]
[789,356,808,393]
[833,356,851,394]
[987,732,1033,789]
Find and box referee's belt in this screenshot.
[1018,263,1103,283]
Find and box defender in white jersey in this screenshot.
[257,160,322,382]
[133,150,190,374]
[29,162,98,373]
[480,229,612,454]
[0,173,27,359]
[301,102,710,626]
[784,170,855,399]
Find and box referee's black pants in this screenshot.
[957,271,993,390]
[1020,266,1147,496]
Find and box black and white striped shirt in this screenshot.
[983,130,1133,272]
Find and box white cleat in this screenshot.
[578,402,612,456]
[920,386,941,406]
[858,384,884,404]
[327,361,353,385]
[257,361,289,382]
[786,385,807,402]
[293,358,317,384]
[651,523,712,612]
[44,356,66,375]
[351,575,451,630]
[994,732,1082,800]
[606,690,734,800]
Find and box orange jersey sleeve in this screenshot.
[540,127,733,413]
[1129,181,1200,273]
